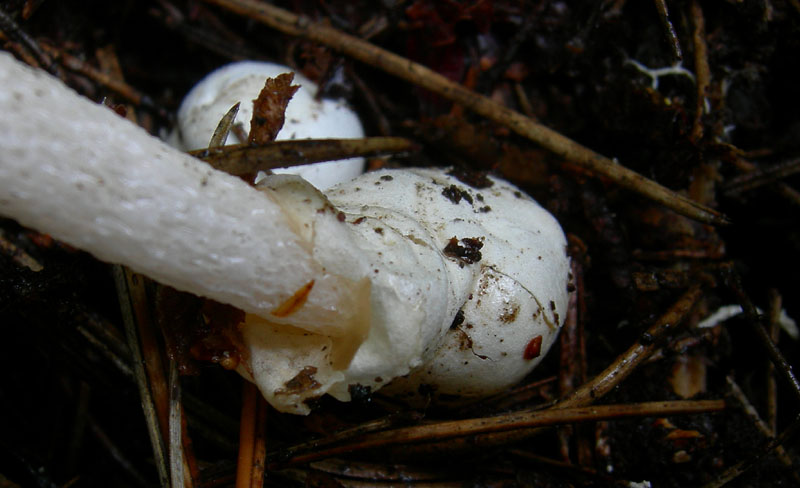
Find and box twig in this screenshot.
[703,412,800,488]
[271,400,725,466]
[88,416,153,488]
[346,65,393,136]
[558,283,706,408]
[183,392,240,453]
[38,43,166,118]
[192,137,415,177]
[462,376,558,412]
[0,6,60,76]
[557,262,584,462]
[724,157,800,195]
[690,0,711,143]
[170,361,187,488]
[200,0,729,226]
[65,381,91,475]
[0,231,43,271]
[270,413,419,464]
[654,0,683,62]
[151,1,265,62]
[728,156,800,206]
[236,383,257,488]
[767,289,781,434]
[369,282,708,457]
[169,360,199,488]
[726,376,797,474]
[725,271,800,404]
[76,325,135,379]
[236,382,267,488]
[114,265,171,487]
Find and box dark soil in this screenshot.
[2,1,799,487]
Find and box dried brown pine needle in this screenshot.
[236,382,268,488]
[690,0,711,143]
[271,400,725,467]
[558,283,706,408]
[210,102,241,149]
[192,136,414,177]
[114,266,171,487]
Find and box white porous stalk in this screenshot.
[173,61,365,190]
[0,53,570,414]
[0,52,370,374]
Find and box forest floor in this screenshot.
[2,1,799,487]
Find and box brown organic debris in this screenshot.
[443,236,483,265]
[248,72,299,145]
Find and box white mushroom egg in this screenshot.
[323,168,570,404]
[232,167,570,412]
[173,61,365,190]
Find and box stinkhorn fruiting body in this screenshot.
[0,52,365,339]
[0,53,569,414]
[173,61,365,189]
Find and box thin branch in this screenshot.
[724,157,800,195]
[236,382,267,488]
[690,0,711,143]
[200,0,729,226]
[727,155,800,206]
[236,383,257,488]
[767,289,781,434]
[76,325,135,379]
[114,265,171,487]
[38,43,166,118]
[725,271,800,404]
[0,230,43,271]
[726,376,797,475]
[558,283,706,408]
[703,412,800,488]
[654,0,683,62]
[269,412,422,464]
[271,400,725,467]
[0,6,60,75]
[192,137,415,177]
[88,416,153,488]
[169,361,187,488]
[355,282,708,458]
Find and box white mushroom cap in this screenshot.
[173,61,365,190]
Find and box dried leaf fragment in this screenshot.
[249,72,299,145]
